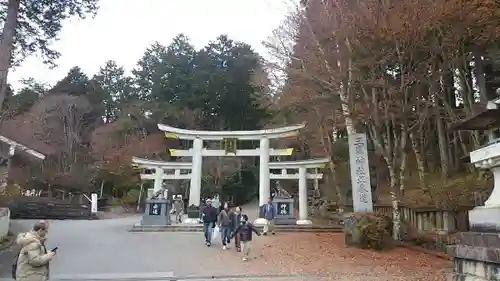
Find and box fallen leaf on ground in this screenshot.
[206,233,451,281]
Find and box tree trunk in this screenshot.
[436,113,449,180]
[409,130,430,199]
[388,165,401,240]
[0,0,20,112]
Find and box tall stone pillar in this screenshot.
[189,138,203,207]
[296,166,312,225]
[259,137,270,206]
[255,137,270,225]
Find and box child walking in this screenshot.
[230,214,261,261]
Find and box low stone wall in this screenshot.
[0,208,9,239]
[343,203,472,233]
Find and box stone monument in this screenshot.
[271,184,296,225]
[141,185,171,226]
[348,133,373,212]
[448,98,500,281]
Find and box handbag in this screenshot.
[212,225,220,240]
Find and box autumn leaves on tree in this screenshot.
[266,0,500,235]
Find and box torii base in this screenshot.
[296,219,313,225]
[182,217,201,224]
[253,218,268,225]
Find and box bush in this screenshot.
[0,184,22,207]
[344,212,393,250]
[121,189,140,205]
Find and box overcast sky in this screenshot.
[8,0,296,91]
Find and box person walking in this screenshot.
[230,214,261,261]
[262,197,276,235]
[230,206,243,252]
[201,198,218,246]
[217,202,232,250]
[14,220,56,281]
[173,198,183,223]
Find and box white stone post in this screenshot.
[90,193,98,214]
[189,137,203,207]
[259,137,270,206]
[468,142,500,230]
[297,166,312,225]
[153,168,164,194]
[485,166,500,207]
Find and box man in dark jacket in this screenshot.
[230,214,261,261]
[262,197,276,235]
[201,198,218,246]
[230,206,242,252]
[218,202,232,249]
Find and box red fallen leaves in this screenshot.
[209,233,451,281]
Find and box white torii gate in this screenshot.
[157,123,305,209]
[132,157,192,196]
[269,158,329,225]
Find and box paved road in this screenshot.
[0,201,286,281]
[1,216,217,277]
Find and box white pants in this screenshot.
[240,241,251,257]
[263,219,275,233]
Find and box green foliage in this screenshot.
[349,213,393,251]
[200,178,218,199]
[132,34,269,131]
[120,188,141,205]
[221,167,258,205]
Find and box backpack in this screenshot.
[11,249,21,279]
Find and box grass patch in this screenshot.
[0,231,15,248]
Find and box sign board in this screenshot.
[149,203,162,216]
[348,133,373,212]
[90,193,98,213]
[277,202,290,216]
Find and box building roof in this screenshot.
[448,107,500,131]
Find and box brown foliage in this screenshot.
[206,233,450,280]
[91,118,172,177]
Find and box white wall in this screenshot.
[0,208,10,238]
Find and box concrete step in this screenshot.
[130,224,342,233]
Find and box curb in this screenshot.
[400,243,450,260]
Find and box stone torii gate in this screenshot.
[157,123,305,210]
[132,157,194,225]
[269,158,328,225]
[132,157,192,196]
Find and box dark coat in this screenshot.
[231,222,260,242]
[201,206,218,223]
[230,212,242,231]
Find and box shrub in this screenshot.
[344,212,393,250]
